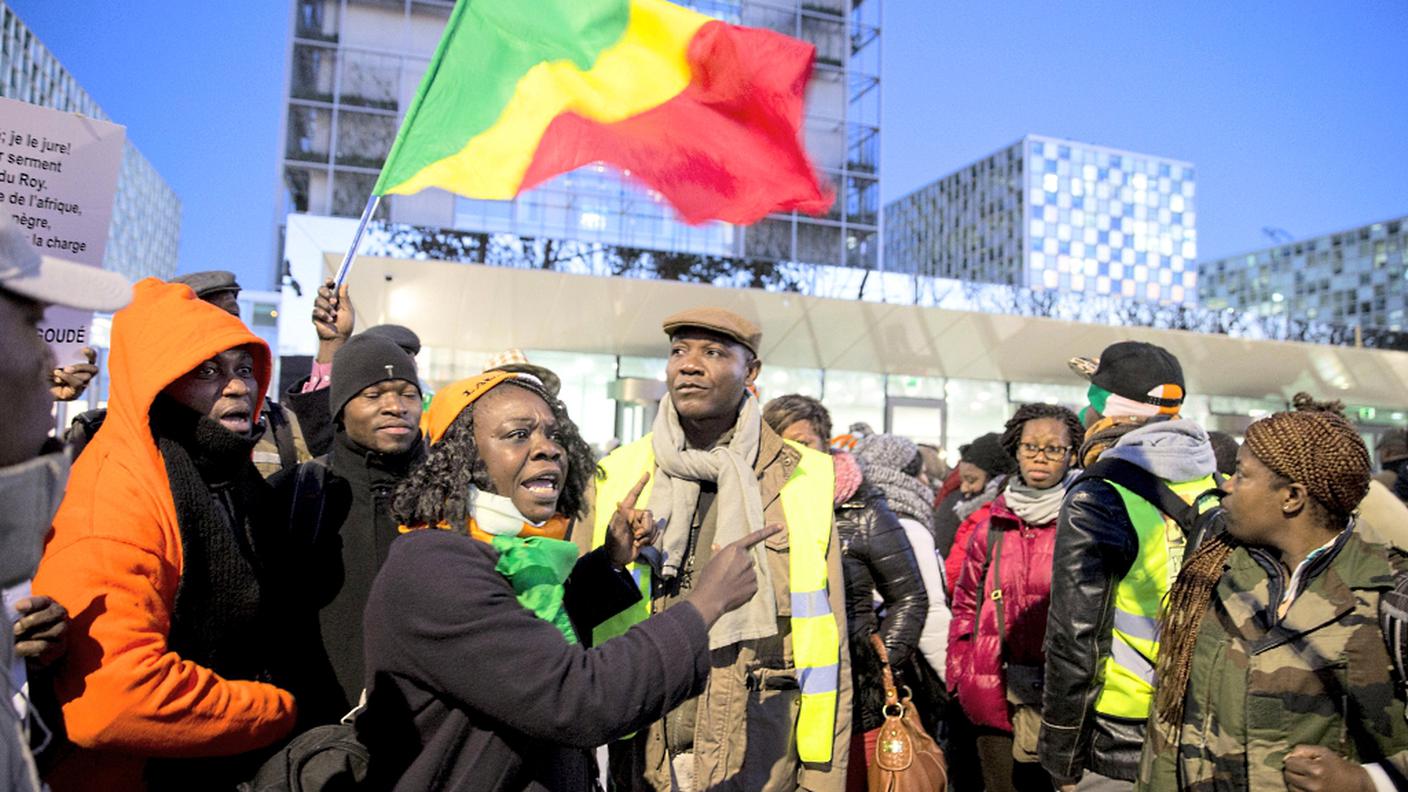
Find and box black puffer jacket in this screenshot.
[1038,477,1145,783]
[835,481,929,732]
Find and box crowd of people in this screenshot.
[5,212,1408,792]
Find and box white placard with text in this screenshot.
[0,96,126,363]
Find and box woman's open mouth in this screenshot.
[521,472,561,496]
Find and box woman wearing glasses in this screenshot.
[947,403,1085,792]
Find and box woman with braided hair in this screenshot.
[1138,394,1408,792]
[948,403,1082,792]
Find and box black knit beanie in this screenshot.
[363,324,421,356]
[330,334,419,419]
[959,432,1018,477]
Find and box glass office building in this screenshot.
[885,134,1198,305]
[0,2,181,282]
[278,0,880,277]
[1199,215,1408,331]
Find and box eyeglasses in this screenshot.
[1018,443,1072,460]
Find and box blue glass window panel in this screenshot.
[1045,159,1058,173]
[1172,212,1183,225]
[1159,163,1171,177]
[1137,252,1147,264]
[1072,196,1084,209]
[1098,167,1109,181]
[1058,145,1071,159]
[1059,240,1071,255]
[1099,262,1109,276]
[1185,167,1196,180]
[1098,230,1109,244]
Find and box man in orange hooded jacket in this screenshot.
[34,279,303,791]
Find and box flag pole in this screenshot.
[333,194,382,288]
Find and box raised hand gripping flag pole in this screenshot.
[335,0,833,287]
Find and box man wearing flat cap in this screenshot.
[1040,341,1218,791]
[269,333,426,723]
[582,307,850,791]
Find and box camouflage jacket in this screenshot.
[1138,526,1408,790]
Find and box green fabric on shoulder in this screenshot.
[489,534,580,644]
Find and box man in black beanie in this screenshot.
[271,333,425,721]
[281,277,422,457]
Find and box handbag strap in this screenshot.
[869,633,899,706]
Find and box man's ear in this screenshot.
[744,355,761,388]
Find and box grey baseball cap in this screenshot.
[0,217,131,311]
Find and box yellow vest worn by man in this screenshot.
[582,425,850,791]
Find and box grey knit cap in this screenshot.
[853,433,919,474]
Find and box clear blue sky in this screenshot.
[10,1,1408,289]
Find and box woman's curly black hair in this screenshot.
[1000,402,1085,464]
[392,377,597,529]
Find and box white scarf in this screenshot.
[466,485,545,536]
[649,393,777,648]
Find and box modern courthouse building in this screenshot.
[0,1,181,282]
[885,134,1199,305]
[274,2,1408,454]
[1199,215,1408,331]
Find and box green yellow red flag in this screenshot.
[372,0,832,225]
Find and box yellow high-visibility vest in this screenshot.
[1094,474,1216,720]
[591,434,840,763]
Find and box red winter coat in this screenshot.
[944,501,992,598]
[945,494,1056,731]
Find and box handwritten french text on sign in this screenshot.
[0,96,125,363]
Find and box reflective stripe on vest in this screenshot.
[1094,474,1216,720]
[591,434,840,763]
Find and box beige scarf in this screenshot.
[649,393,778,648]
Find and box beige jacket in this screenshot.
[577,422,852,791]
[251,399,312,479]
[1358,478,1408,550]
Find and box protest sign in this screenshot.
[0,96,126,363]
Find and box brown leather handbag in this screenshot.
[867,634,948,792]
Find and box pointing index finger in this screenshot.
[737,523,784,549]
[618,472,651,513]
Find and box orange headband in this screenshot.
[421,370,532,445]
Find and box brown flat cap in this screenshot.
[662,307,761,356]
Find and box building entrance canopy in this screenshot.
[330,253,1408,408]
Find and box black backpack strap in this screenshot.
[265,398,299,472]
[987,526,1007,647]
[1075,457,1199,534]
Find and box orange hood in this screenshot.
[102,277,271,459]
